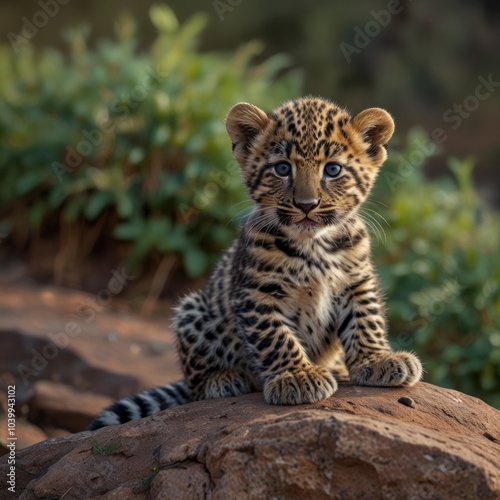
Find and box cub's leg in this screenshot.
[174,292,257,400]
[325,346,350,384]
[338,276,423,387]
[236,293,338,405]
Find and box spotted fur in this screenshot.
[89,96,422,430]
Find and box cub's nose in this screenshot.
[293,199,319,215]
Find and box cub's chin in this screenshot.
[285,217,329,240]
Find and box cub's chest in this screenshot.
[281,268,346,330]
[295,284,329,319]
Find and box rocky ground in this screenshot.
[0,269,182,453]
[3,383,500,499]
[1,269,500,498]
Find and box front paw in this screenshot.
[197,370,253,399]
[263,366,338,405]
[350,351,423,387]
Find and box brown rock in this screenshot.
[150,464,212,499]
[28,380,113,433]
[0,417,47,456]
[40,426,71,439]
[2,383,499,499]
[1,327,166,401]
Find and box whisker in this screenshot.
[361,207,390,228]
[362,216,382,243]
[365,198,389,209]
[243,208,280,243]
[229,198,254,210]
[227,204,254,227]
[359,210,387,244]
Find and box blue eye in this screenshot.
[324,162,342,178]
[274,162,292,177]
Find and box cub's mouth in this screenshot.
[296,217,319,228]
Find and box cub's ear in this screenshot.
[350,108,395,161]
[226,103,269,163]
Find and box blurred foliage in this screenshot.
[370,139,500,408]
[0,5,301,277]
[0,5,498,406]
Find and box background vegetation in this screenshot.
[0,3,498,407]
[374,150,500,407]
[0,7,300,286]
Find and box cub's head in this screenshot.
[226,96,394,237]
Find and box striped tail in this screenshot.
[88,380,192,430]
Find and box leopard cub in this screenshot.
[89,96,422,430]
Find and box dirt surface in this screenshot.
[0,266,182,450]
[0,270,181,386]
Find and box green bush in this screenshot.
[371,132,500,408]
[0,5,301,277]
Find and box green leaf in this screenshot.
[16,173,44,196]
[116,194,133,218]
[183,247,209,277]
[149,4,179,34]
[114,219,144,240]
[129,147,145,165]
[84,191,113,220]
[28,200,48,227]
[64,196,85,222]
